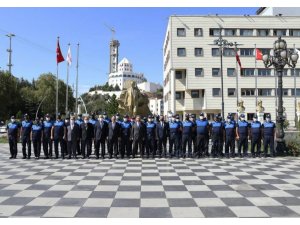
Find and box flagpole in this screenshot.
[255,44,258,107]
[65,43,70,115]
[76,43,79,114]
[294,44,297,126]
[235,42,239,122]
[56,36,60,117]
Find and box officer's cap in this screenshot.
[214,114,219,118]
[191,114,195,118]
[227,115,231,119]
[24,113,29,118]
[266,114,271,118]
[124,114,129,118]
[11,116,15,119]
[45,114,50,118]
[253,114,258,119]
[116,113,120,116]
[78,114,82,117]
[240,114,245,118]
[172,114,176,118]
[65,116,70,120]
[175,115,180,119]
[103,112,107,115]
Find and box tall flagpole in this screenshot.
[235,42,239,122]
[56,37,60,117]
[76,43,79,114]
[254,44,258,107]
[294,44,297,126]
[65,43,70,115]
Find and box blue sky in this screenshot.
[0,7,257,94]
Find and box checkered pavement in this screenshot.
[0,143,300,218]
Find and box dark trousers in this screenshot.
[32,139,41,157]
[169,135,179,157]
[196,134,207,156]
[182,134,192,157]
[54,138,65,158]
[211,137,221,157]
[81,139,92,157]
[146,137,155,157]
[77,140,81,155]
[68,141,77,158]
[158,138,167,157]
[121,136,131,157]
[191,135,197,155]
[22,136,31,157]
[95,139,106,157]
[132,139,144,157]
[264,135,275,156]
[238,135,248,156]
[251,136,261,156]
[108,138,118,157]
[63,139,68,155]
[43,137,52,157]
[9,137,18,157]
[225,137,235,156]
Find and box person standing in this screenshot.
[262,114,276,158]
[108,115,121,159]
[181,114,193,158]
[224,115,236,158]
[75,114,83,155]
[195,113,210,158]
[189,114,197,157]
[211,115,223,158]
[236,114,250,158]
[169,115,181,158]
[94,115,108,159]
[51,115,66,159]
[66,116,80,159]
[131,115,146,158]
[156,115,169,158]
[250,114,262,158]
[31,117,43,159]
[120,115,132,159]
[21,114,32,159]
[7,116,20,159]
[145,115,157,159]
[89,112,97,155]
[43,114,53,159]
[80,115,94,159]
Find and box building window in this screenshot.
[175,70,183,79]
[291,69,300,76]
[209,28,220,36]
[228,88,236,97]
[260,48,271,55]
[290,29,300,37]
[194,28,203,37]
[212,48,220,56]
[223,48,235,57]
[258,89,273,96]
[176,92,182,100]
[191,90,200,98]
[282,69,288,76]
[212,88,221,97]
[257,29,270,37]
[227,68,236,77]
[241,88,255,96]
[240,29,253,36]
[240,48,254,56]
[194,48,203,56]
[292,88,300,96]
[177,48,186,56]
[212,68,220,76]
[274,29,286,37]
[258,69,271,76]
[241,68,255,76]
[224,29,236,36]
[177,28,186,37]
[195,68,204,77]
[277,88,289,96]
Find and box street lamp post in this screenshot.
[213,30,234,120]
[262,36,299,156]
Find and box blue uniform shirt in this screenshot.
[75,118,83,126]
[211,121,223,138]
[7,122,20,138]
[146,122,156,138]
[121,121,132,136]
[169,121,180,136]
[251,121,262,137]
[237,120,250,136]
[53,120,65,139]
[224,121,236,138]
[104,117,111,124]
[89,118,97,127]
[43,120,53,137]
[21,120,32,137]
[262,121,276,136]
[32,123,43,140]
[182,120,193,135]
[195,119,210,135]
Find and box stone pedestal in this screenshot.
[297,112,300,122]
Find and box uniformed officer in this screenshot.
[75,114,83,155]
[21,114,32,159]
[211,115,223,158]
[145,115,157,159]
[63,116,70,156]
[181,114,193,158]
[51,115,66,159]
[31,117,43,159]
[120,115,132,158]
[176,115,183,156]
[224,115,236,158]
[94,115,108,159]
[262,114,276,157]
[89,112,97,155]
[189,114,197,156]
[236,114,250,158]
[7,116,20,159]
[43,114,53,159]
[250,114,262,158]
[195,113,210,158]
[103,112,111,154]
[169,115,181,158]
[116,113,122,155]
[156,115,169,158]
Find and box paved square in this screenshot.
[0,143,300,217]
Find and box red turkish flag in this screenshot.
[236,52,242,69]
[56,39,65,64]
[256,48,263,60]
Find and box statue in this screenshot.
[237,99,245,113]
[117,80,150,116]
[297,102,300,113]
[256,100,265,113]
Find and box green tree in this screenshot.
[106,94,119,116]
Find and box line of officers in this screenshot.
[6,111,276,160]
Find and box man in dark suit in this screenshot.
[80,115,94,159]
[66,115,80,159]
[131,115,146,158]
[108,115,121,159]
[94,115,108,159]
[156,115,169,158]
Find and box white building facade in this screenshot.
[163,14,300,125]
[108,58,147,90]
[137,82,162,93]
[149,98,164,116]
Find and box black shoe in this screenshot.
[27,156,31,159]
[101,156,105,159]
[9,156,13,159]
[13,155,17,159]
[109,155,112,159]
[22,156,27,159]
[55,156,58,159]
[44,156,49,159]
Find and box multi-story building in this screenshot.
[163,11,300,125]
[137,81,162,93]
[149,98,164,116]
